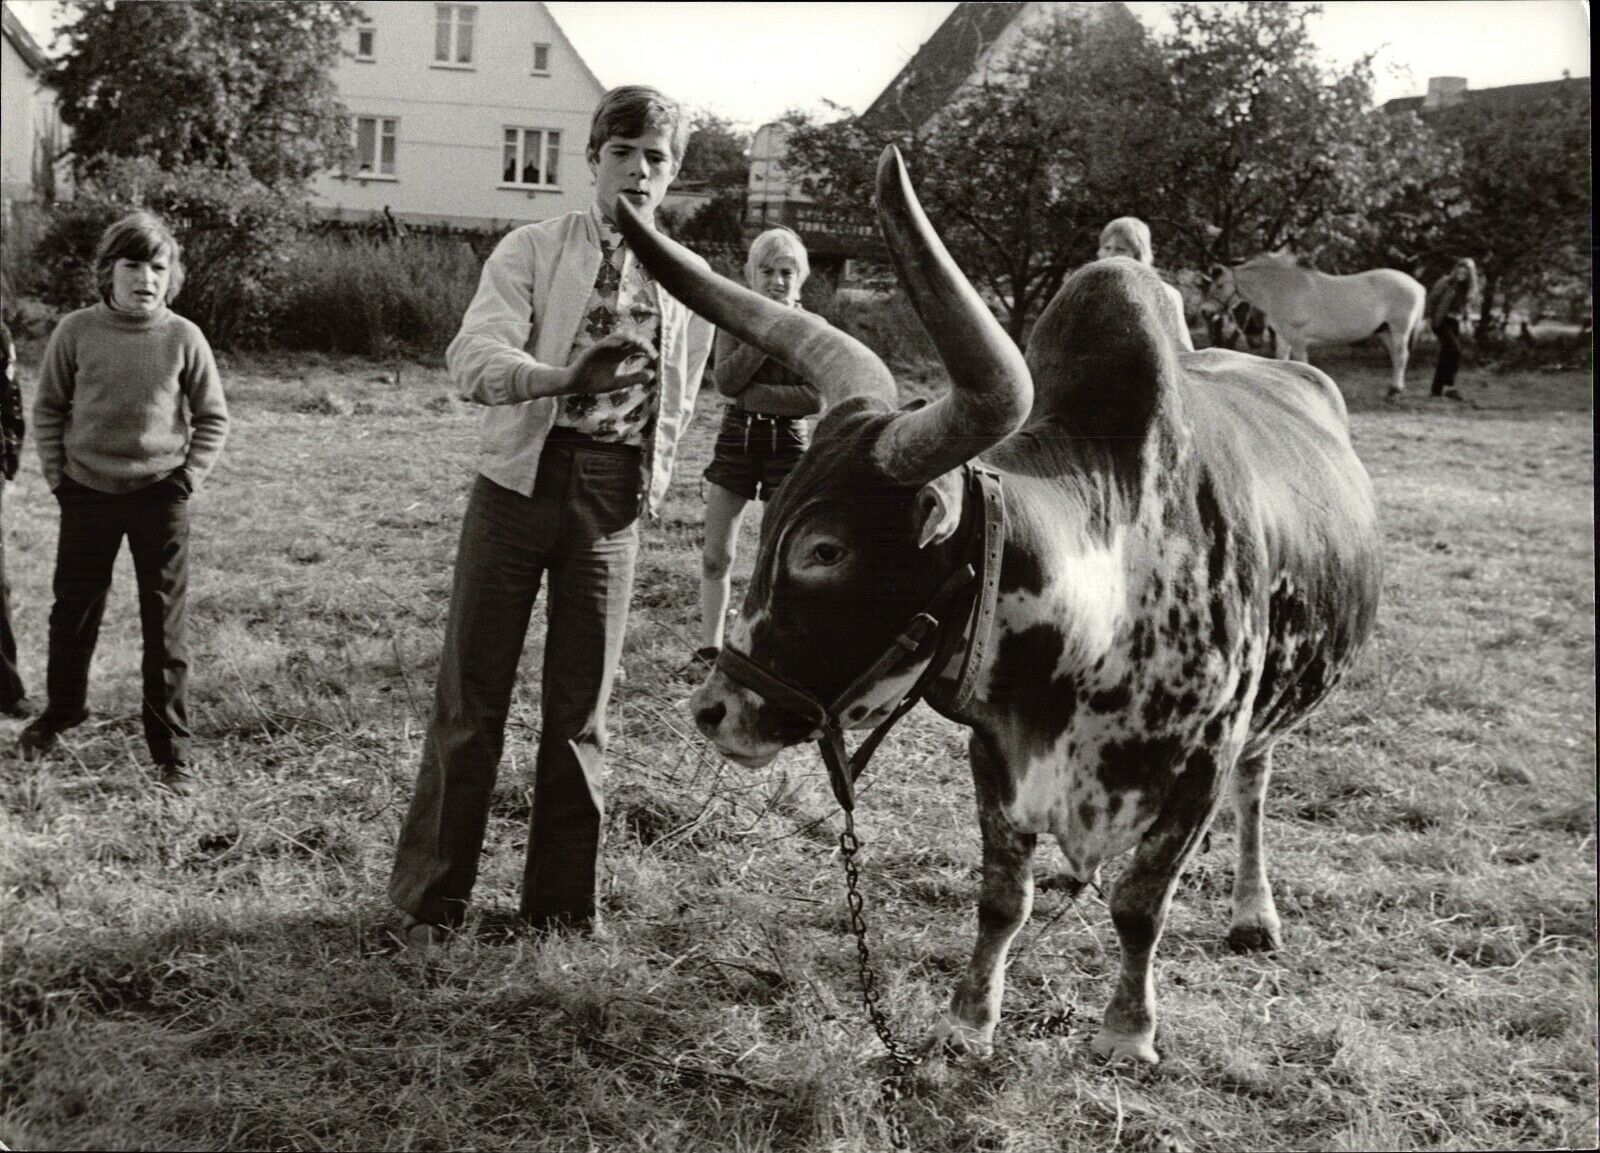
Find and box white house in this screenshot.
[1,0,66,215]
[745,121,809,229]
[313,1,606,229]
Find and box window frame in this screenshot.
[433,3,477,69]
[350,114,399,181]
[354,23,375,62]
[499,126,562,191]
[531,41,550,75]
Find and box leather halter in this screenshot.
[714,464,1006,813]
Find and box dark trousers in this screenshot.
[389,440,642,928]
[47,476,191,763]
[1432,319,1461,394]
[0,486,24,706]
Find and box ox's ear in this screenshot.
[914,470,964,549]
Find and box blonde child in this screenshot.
[24,211,229,794]
[696,227,824,663]
[1098,217,1195,352]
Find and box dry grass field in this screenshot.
[0,338,1593,1152]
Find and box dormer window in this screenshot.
[532,42,550,75]
[355,25,375,61]
[434,4,476,67]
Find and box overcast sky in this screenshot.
[8,1,1589,130]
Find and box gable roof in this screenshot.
[2,1,51,74]
[1382,76,1589,117]
[859,2,1027,133]
[536,1,604,100]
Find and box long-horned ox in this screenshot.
[616,149,1380,1065]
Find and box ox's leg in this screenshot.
[1093,747,1226,1065]
[1226,747,1282,952]
[940,732,1036,1057]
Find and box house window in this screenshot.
[502,128,560,188]
[532,42,550,74]
[434,4,476,66]
[353,116,397,178]
[355,25,375,61]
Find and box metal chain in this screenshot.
[838,808,921,1150]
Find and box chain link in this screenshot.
[839,809,920,1149]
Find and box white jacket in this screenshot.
[447,206,714,515]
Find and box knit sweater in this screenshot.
[34,303,229,494]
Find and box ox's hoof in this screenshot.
[930,1017,995,1061]
[1227,920,1283,953]
[1090,1027,1160,1066]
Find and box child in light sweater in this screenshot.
[24,212,229,794]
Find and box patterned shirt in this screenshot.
[553,216,661,445]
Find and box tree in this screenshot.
[785,5,1170,341]
[677,112,749,192]
[1151,3,1459,270]
[49,0,357,190]
[1426,82,1590,338]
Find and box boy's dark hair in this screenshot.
[94,211,185,305]
[587,85,689,166]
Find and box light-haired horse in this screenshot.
[1205,253,1426,396]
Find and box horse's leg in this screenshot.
[1381,325,1409,396]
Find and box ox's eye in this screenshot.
[810,541,846,566]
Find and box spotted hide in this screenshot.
[616,148,1380,1066]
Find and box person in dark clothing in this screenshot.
[1428,257,1478,400]
[1,316,29,717]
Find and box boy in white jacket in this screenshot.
[390,86,713,943]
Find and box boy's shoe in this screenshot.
[18,707,91,756]
[0,696,32,719]
[686,645,720,672]
[1441,388,1466,402]
[157,761,199,797]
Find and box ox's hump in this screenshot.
[1021,259,1180,445]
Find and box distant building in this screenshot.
[1381,74,1589,119]
[312,1,605,229]
[745,121,806,230]
[1,0,67,215]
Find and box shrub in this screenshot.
[36,155,308,348]
[822,288,939,370]
[272,232,483,358]
[1,201,50,312]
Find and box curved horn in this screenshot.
[872,146,1032,485]
[613,199,895,408]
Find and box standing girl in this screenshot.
[1427,257,1478,400]
[23,212,229,794]
[696,228,823,663]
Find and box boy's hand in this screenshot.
[567,332,655,395]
